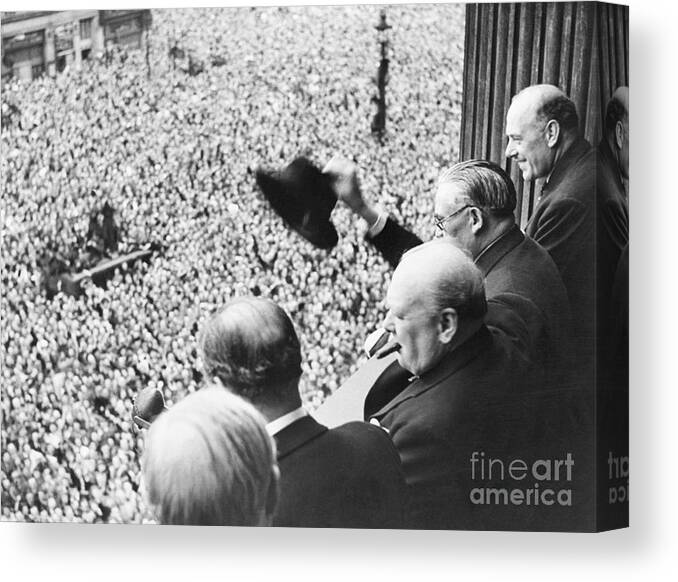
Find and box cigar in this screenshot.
[364,328,401,359]
[375,341,401,359]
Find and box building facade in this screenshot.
[1,10,151,82]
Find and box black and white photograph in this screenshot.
[7,0,678,579]
[1,0,630,536]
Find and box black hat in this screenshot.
[255,157,338,249]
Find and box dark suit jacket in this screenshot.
[475,224,573,388]
[595,143,629,530]
[525,138,596,367]
[272,415,406,528]
[596,139,629,360]
[368,326,532,529]
[525,137,628,378]
[368,326,593,531]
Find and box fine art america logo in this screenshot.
[608,451,629,504]
[469,451,574,506]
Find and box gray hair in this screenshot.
[142,387,277,526]
[199,297,302,403]
[438,159,516,216]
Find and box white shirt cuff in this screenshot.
[366,210,388,238]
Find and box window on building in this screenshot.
[80,18,93,40]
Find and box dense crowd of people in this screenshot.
[1,5,465,523]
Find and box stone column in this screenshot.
[44,26,56,77]
[73,19,82,70]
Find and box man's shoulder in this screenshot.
[281,419,402,480]
[484,233,565,306]
[281,417,392,455]
[328,420,395,452]
[549,144,597,200]
[501,232,558,270]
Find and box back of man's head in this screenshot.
[142,387,278,526]
[438,159,517,218]
[200,297,303,406]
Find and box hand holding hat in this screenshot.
[255,157,338,249]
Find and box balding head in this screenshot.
[605,86,629,179]
[610,86,629,113]
[142,387,279,526]
[505,84,580,181]
[199,297,303,407]
[384,240,486,375]
[513,85,579,131]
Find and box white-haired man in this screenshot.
[142,387,279,526]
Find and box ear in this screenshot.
[468,206,484,234]
[615,120,625,150]
[438,308,458,344]
[544,119,560,148]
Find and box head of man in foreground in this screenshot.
[142,387,279,526]
[383,239,487,377]
[199,297,303,421]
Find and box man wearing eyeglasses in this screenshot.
[324,158,574,414]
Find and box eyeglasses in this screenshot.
[434,204,473,232]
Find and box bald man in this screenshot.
[505,84,629,377]
[367,239,540,529]
[505,85,594,309]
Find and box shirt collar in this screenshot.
[266,406,308,437]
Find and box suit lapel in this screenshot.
[274,415,328,460]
